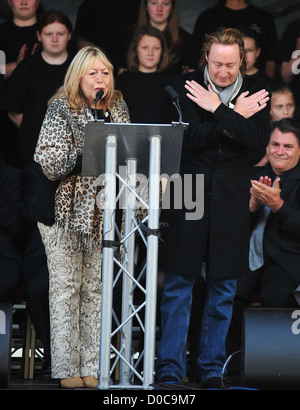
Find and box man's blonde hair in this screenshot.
[199,27,246,74]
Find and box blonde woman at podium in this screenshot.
[34,46,130,388]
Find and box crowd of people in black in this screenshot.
[0,0,300,389]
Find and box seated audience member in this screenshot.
[0,0,42,167]
[227,118,300,382]
[241,28,272,89]
[254,85,298,167]
[241,27,273,168]
[116,26,173,124]
[118,0,196,75]
[3,9,74,169]
[0,0,42,80]
[270,84,298,123]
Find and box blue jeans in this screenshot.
[156,271,236,385]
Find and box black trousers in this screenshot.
[23,222,50,360]
[0,257,22,302]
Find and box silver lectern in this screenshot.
[82,120,187,389]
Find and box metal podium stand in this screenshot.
[82,120,187,390]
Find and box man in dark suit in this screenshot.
[156,27,270,388]
[227,118,300,375]
[248,118,300,307]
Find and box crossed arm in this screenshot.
[184,80,269,118]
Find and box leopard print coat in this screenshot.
[34,95,130,256]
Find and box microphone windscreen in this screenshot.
[165,85,180,101]
[96,89,104,100]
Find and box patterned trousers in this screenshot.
[38,222,102,379]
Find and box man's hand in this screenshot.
[234,89,269,118]
[250,177,284,212]
[249,176,271,212]
[185,80,222,113]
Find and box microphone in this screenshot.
[165,85,182,123]
[165,85,179,101]
[96,89,104,100]
[94,89,104,121]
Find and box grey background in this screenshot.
[0,0,300,38]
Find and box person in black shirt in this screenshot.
[241,27,272,90]
[74,0,141,73]
[3,10,73,168]
[253,84,299,168]
[227,119,300,384]
[0,0,42,167]
[116,26,173,124]
[118,0,196,76]
[192,0,279,79]
[0,0,43,79]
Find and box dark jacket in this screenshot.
[23,160,59,226]
[159,70,270,279]
[0,164,23,263]
[252,162,300,285]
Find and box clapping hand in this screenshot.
[250,176,283,212]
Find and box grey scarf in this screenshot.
[204,66,243,107]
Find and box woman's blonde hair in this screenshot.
[199,27,247,74]
[127,26,169,72]
[50,46,122,110]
